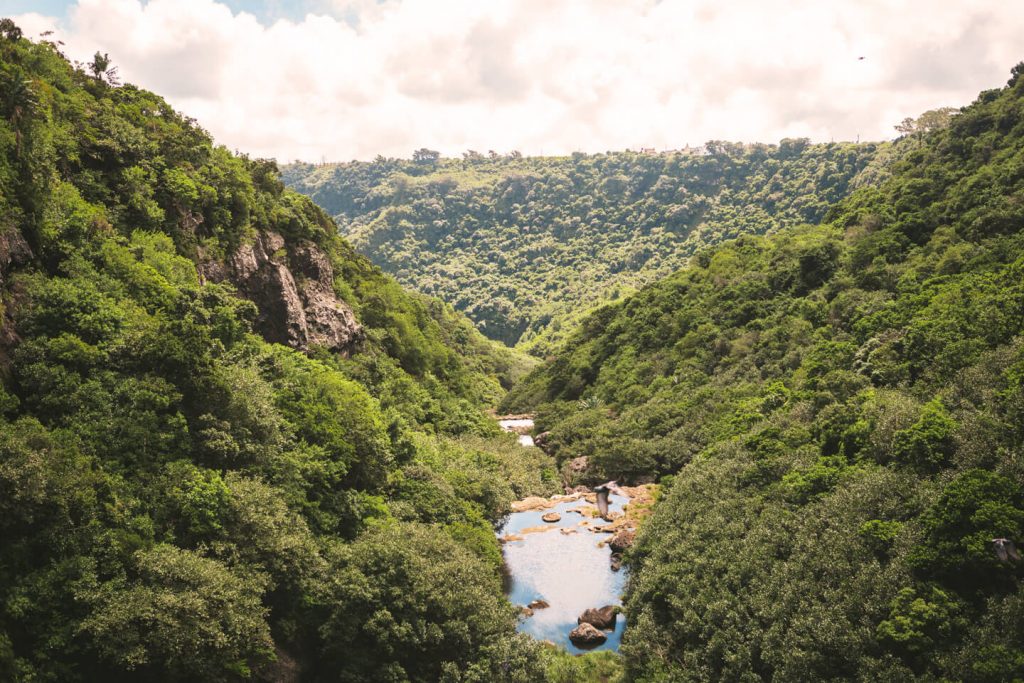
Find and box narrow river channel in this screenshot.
[496,417,628,654]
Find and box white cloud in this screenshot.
[14,0,1024,161]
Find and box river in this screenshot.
[496,417,628,654]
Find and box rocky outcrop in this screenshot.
[578,605,618,630]
[610,553,623,572]
[528,599,549,610]
[569,622,607,647]
[0,227,32,287]
[541,512,561,523]
[608,528,636,553]
[203,231,362,354]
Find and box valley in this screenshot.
[1,12,1023,683]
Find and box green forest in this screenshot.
[282,139,890,354]
[3,13,1024,683]
[503,64,1024,680]
[0,24,568,682]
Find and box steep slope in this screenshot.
[504,65,1024,680]
[283,141,883,353]
[0,25,554,682]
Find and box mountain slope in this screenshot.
[283,141,883,353]
[0,25,553,681]
[504,64,1024,680]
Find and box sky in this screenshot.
[5,0,1024,162]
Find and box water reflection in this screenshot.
[500,494,629,653]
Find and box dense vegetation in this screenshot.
[283,139,886,353]
[0,25,562,681]
[504,65,1024,680]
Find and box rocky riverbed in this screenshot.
[494,413,656,652]
[498,484,655,653]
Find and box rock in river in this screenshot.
[569,622,607,647]
[541,512,562,523]
[578,605,618,630]
[528,599,550,610]
[608,528,636,553]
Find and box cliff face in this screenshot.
[202,231,363,354]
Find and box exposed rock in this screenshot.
[578,605,618,630]
[569,622,607,647]
[610,553,623,572]
[608,528,636,553]
[528,599,550,610]
[511,496,557,513]
[205,231,362,354]
[495,413,535,421]
[541,512,561,523]
[519,606,534,618]
[0,227,32,286]
[291,241,362,351]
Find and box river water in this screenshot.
[496,418,628,654]
[497,417,536,447]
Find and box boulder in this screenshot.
[610,553,623,572]
[541,512,561,523]
[511,496,552,513]
[528,599,550,610]
[608,528,636,553]
[569,622,607,647]
[578,605,618,630]
[519,606,534,618]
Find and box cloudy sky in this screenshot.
[6,0,1024,162]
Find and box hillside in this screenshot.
[503,64,1024,680]
[0,25,556,681]
[283,141,885,353]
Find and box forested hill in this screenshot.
[504,64,1024,680]
[283,139,888,353]
[0,24,559,681]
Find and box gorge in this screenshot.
[1,15,1023,683]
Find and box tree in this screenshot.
[412,148,440,164]
[78,545,274,680]
[87,51,120,85]
[0,17,23,41]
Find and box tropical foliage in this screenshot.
[505,64,1024,680]
[0,27,554,681]
[283,139,884,353]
